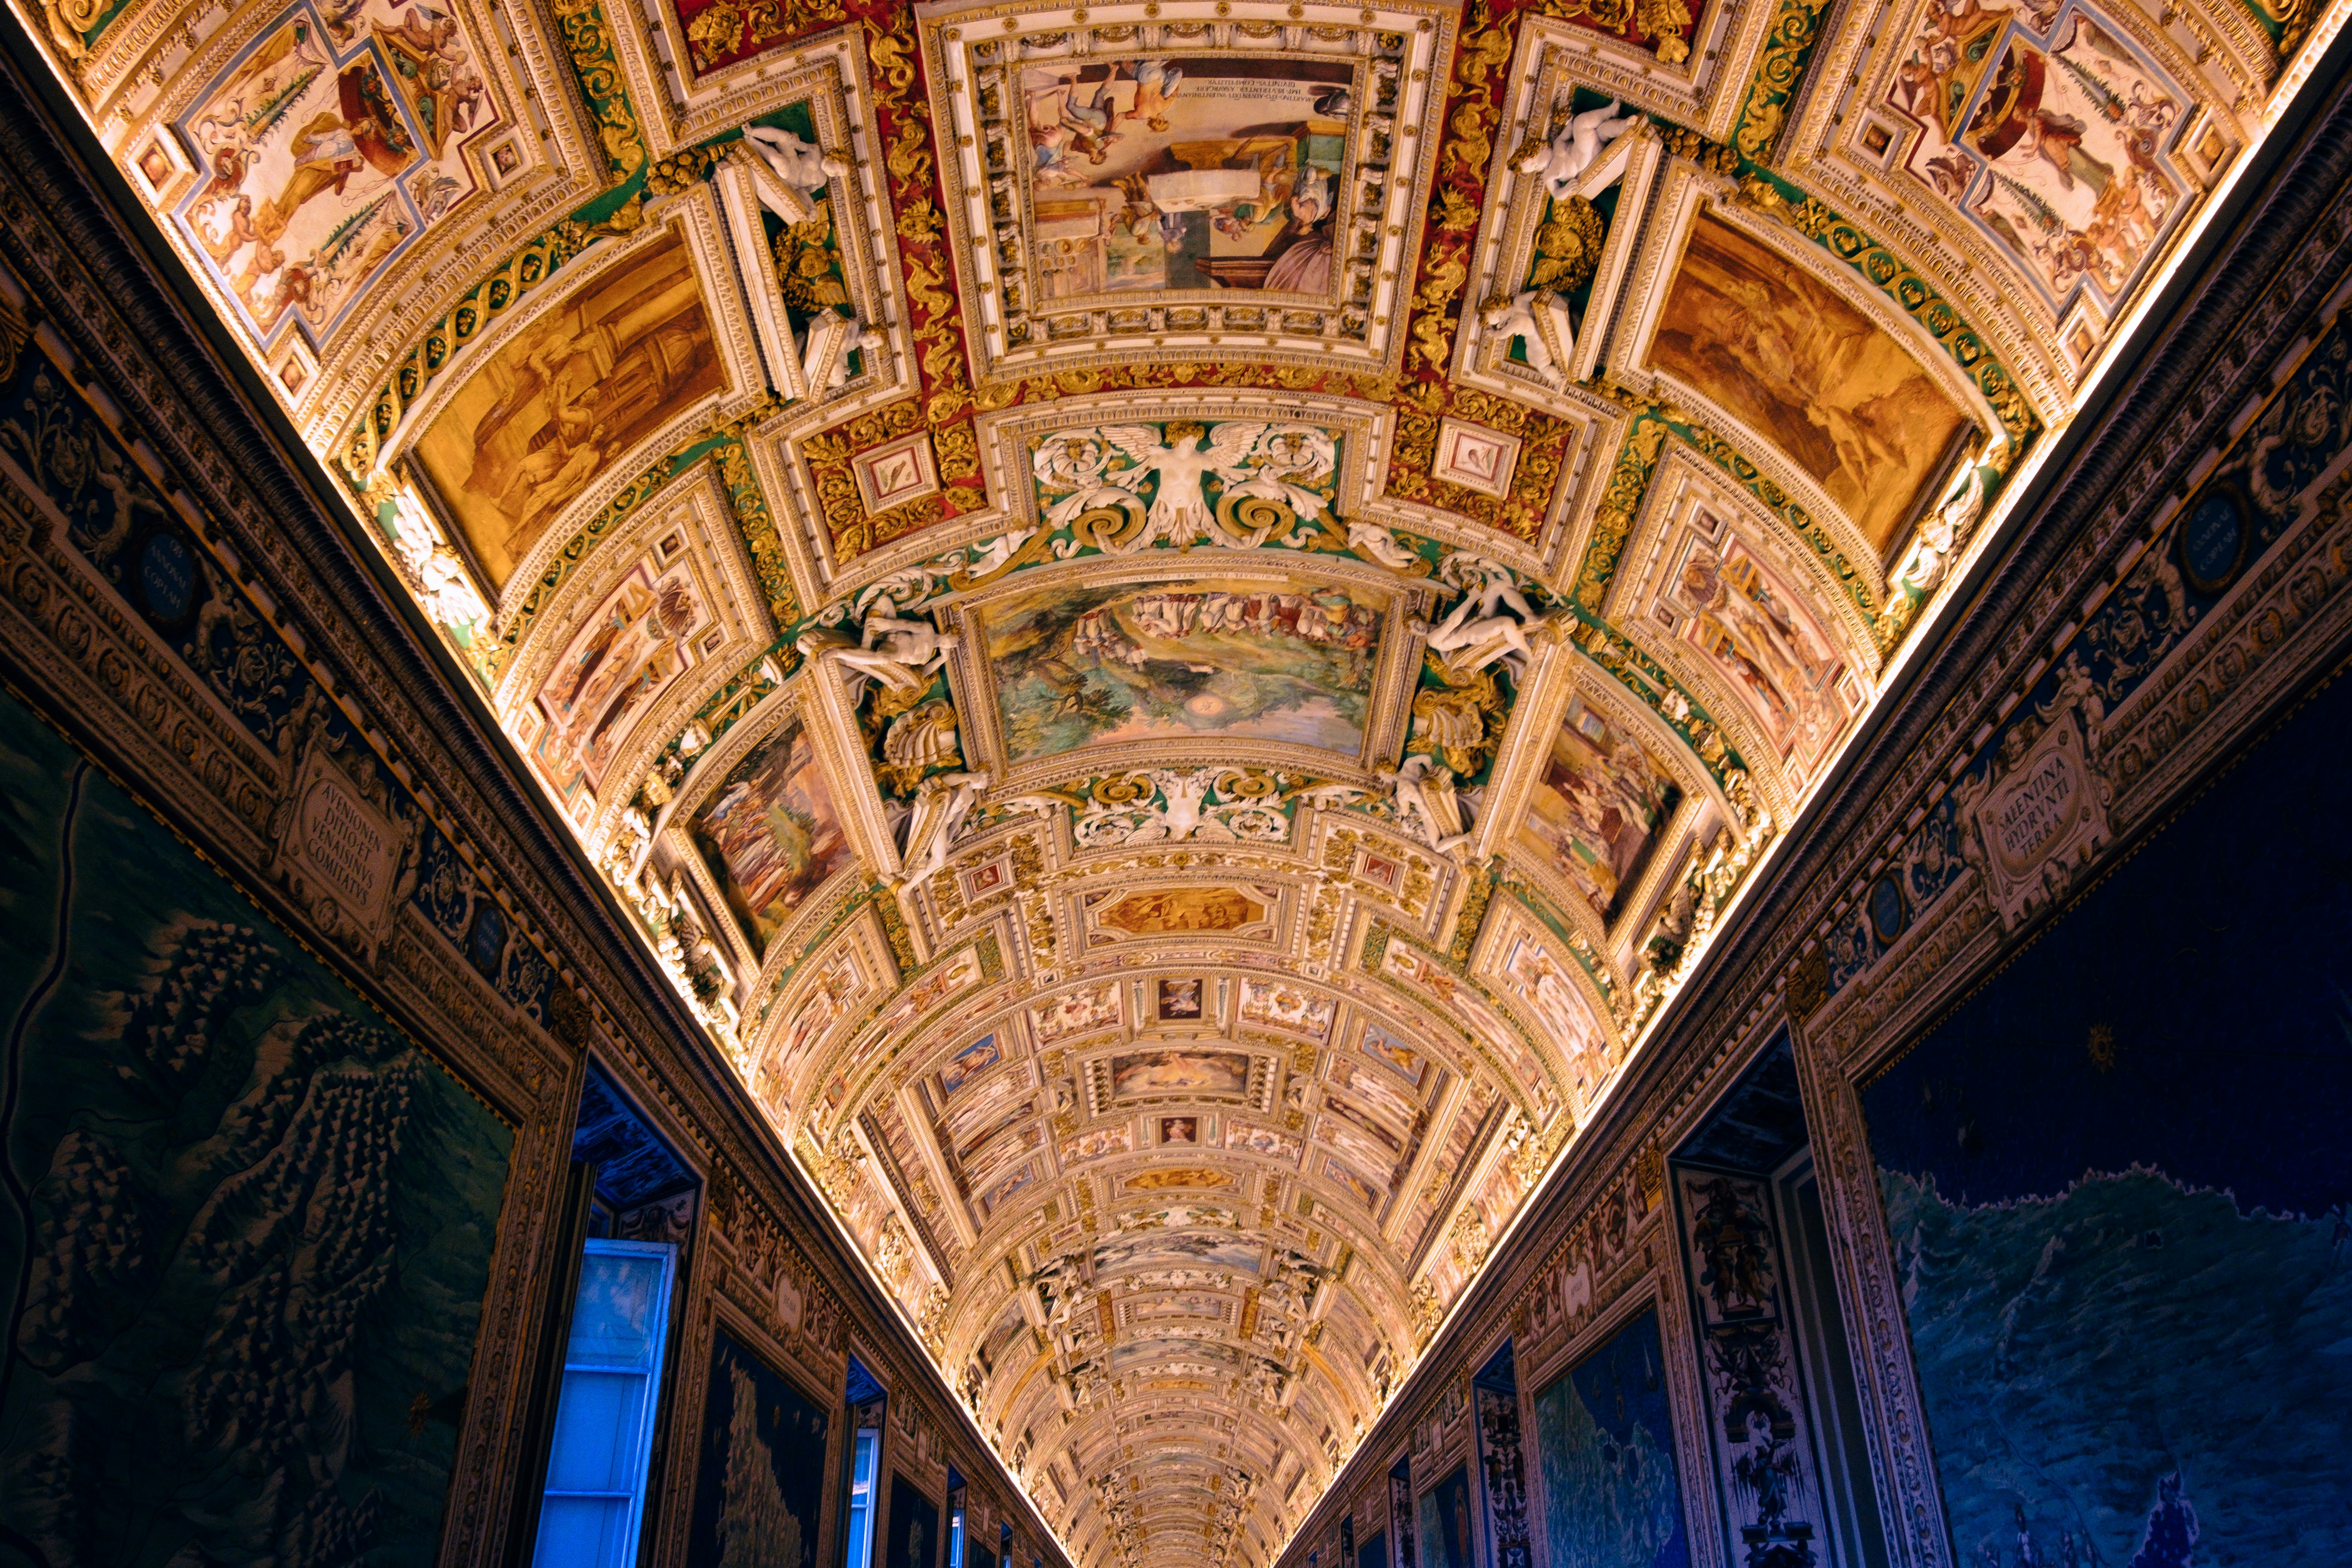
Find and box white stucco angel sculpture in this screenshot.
[805,610,957,695]
[1346,519,1420,572]
[895,769,990,888]
[799,308,871,395]
[1516,97,1639,199]
[1482,288,1575,390]
[1419,556,1548,679]
[1037,1252,1085,1331]
[1894,472,1986,595]
[412,542,489,629]
[1380,753,1476,857]
[741,123,848,198]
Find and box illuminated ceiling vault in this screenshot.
[16,0,2338,1557]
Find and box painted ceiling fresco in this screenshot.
[14,0,2342,1558]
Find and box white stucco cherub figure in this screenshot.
[821,611,957,695]
[1481,288,1575,390]
[1346,518,1421,572]
[1895,472,1987,596]
[742,123,849,194]
[1417,557,1549,679]
[1516,97,1639,198]
[799,309,871,395]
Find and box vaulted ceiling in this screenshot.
[17,0,2334,1559]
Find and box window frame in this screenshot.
[531,1237,677,1568]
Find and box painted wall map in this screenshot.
[528,560,710,806]
[173,0,496,349]
[689,715,854,956]
[412,232,726,589]
[1862,665,2352,1566]
[1517,695,1680,922]
[0,690,514,1566]
[1648,215,1971,556]
[1019,57,1353,300]
[885,1473,939,1568]
[686,1329,830,1568]
[1531,1307,1690,1568]
[984,576,1383,763]
[1416,1464,1477,1568]
[1886,0,2191,315]
[1658,521,1853,776]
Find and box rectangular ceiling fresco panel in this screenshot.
[1017,56,1352,302]
[173,0,497,352]
[1658,518,1858,778]
[980,576,1386,765]
[526,558,712,809]
[1647,213,1973,558]
[686,713,855,958]
[412,230,726,590]
[1517,694,1682,925]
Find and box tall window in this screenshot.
[532,1239,676,1568]
[843,1425,880,1568]
[946,1470,968,1568]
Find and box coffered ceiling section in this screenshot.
[14,0,2343,1562]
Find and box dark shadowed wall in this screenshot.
[0,688,514,1567]
[1862,669,2352,1567]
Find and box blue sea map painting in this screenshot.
[1416,1463,1477,1568]
[1862,670,2352,1566]
[0,690,514,1566]
[1532,1305,1690,1568]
